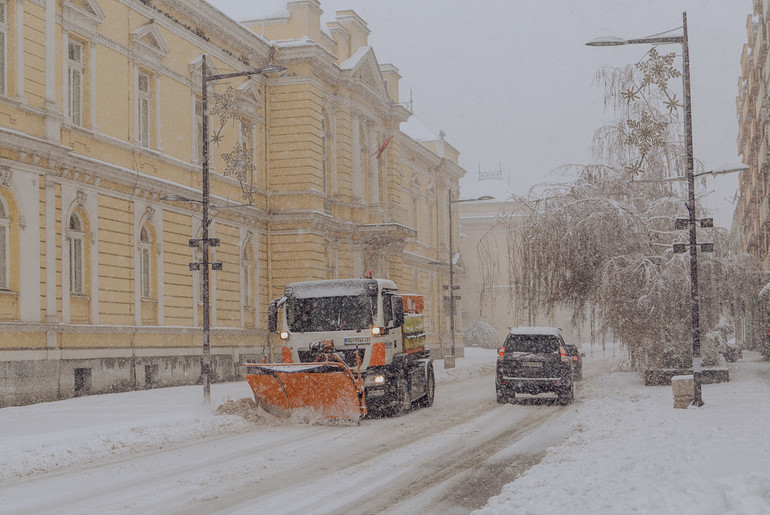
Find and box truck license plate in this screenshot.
[522,361,543,367]
[344,337,370,345]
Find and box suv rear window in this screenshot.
[504,334,562,354]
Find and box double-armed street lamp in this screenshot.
[587,12,711,406]
[164,56,284,404]
[431,193,493,368]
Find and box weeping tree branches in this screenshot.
[495,48,761,369]
[508,172,758,369]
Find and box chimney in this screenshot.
[379,64,401,103]
[334,10,370,59]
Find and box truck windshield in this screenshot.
[286,294,375,332]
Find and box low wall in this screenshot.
[0,351,251,408]
[643,367,729,386]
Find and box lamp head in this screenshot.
[585,36,626,47]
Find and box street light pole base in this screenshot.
[443,355,456,369]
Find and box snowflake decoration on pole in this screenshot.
[625,111,667,177]
[208,85,258,203]
[209,86,240,148]
[618,47,684,177]
[637,48,681,91]
[637,48,683,114]
[626,111,667,155]
[221,142,257,202]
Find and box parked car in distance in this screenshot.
[565,344,583,380]
[496,327,575,405]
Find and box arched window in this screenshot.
[139,226,152,299]
[69,213,85,294]
[0,196,8,290]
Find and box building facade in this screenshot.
[0,0,465,406]
[736,5,769,265]
[735,2,770,349]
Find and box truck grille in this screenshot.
[298,348,365,368]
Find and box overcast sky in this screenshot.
[208,0,752,227]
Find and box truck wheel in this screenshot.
[417,364,435,408]
[496,389,514,404]
[392,375,411,416]
[558,384,574,405]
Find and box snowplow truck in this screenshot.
[243,278,435,421]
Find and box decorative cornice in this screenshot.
[0,166,11,188]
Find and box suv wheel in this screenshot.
[558,384,574,405]
[496,389,514,404]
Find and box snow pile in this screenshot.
[215,397,275,424]
[0,385,255,482]
[477,351,770,515]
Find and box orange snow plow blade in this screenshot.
[243,361,366,421]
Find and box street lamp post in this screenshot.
[193,56,284,404]
[440,193,493,368]
[587,12,709,406]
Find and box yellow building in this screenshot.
[0,0,465,406]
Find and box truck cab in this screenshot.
[262,277,434,417]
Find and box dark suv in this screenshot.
[496,327,575,405]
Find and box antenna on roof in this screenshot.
[401,87,413,113]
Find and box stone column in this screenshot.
[45,0,61,142]
[351,113,362,200]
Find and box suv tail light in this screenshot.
[498,346,505,357]
[560,346,570,363]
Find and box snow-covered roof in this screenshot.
[210,0,290,22]
[339,45,371,71]
[400,115,440,142]
[286,278,395,298]
[508,326,562,336]
[459,177,516,203]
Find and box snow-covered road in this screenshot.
[0,348,618,514]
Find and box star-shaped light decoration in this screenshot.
[663,92,683,114]
[621,87,641,105]
[624,159,646,178]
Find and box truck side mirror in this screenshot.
[268,300,278,333]
[392,295,404,327]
